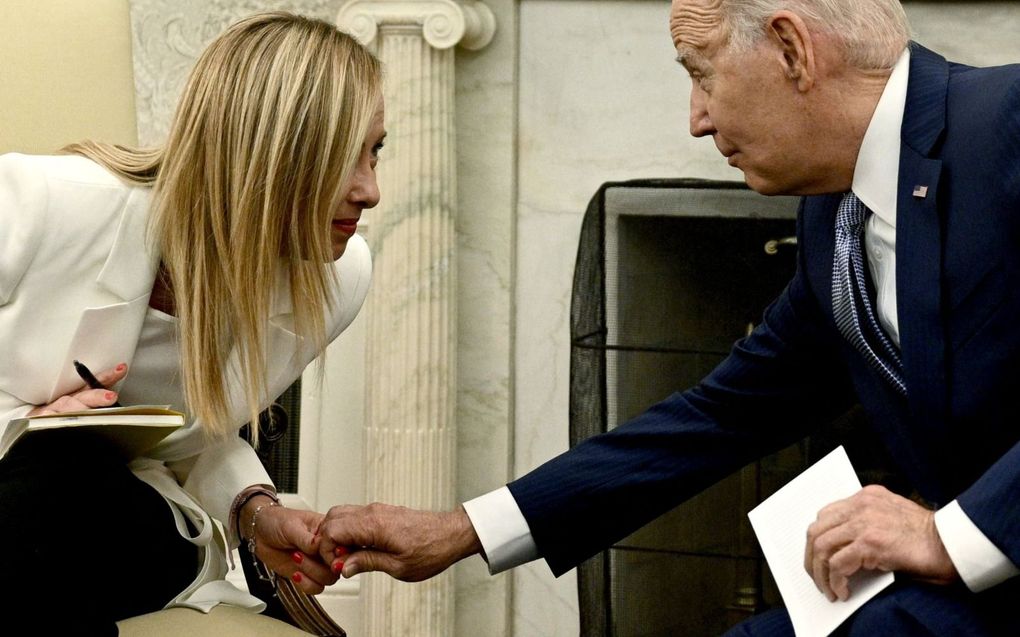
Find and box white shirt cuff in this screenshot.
[934,499,1020,592]
[463,486,540,574]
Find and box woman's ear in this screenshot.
[767,10,815,92]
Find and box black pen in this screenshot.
[73,360,122,407]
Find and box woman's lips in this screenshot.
[332,219,358,234]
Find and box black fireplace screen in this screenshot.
[241,380,302,493]
[569,179,804,636]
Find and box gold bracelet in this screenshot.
[247,500,280,584]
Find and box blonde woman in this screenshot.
[0,12,384,634]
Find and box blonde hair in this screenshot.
[723,0,910,70]
[66,12,382,440]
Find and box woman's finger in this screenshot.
[31,395,90,416]
[72,388,120,408]
[91,363,128,387]
[291,550,338,588]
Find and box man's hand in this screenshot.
[317,503,483,582]
[805,484,958,601]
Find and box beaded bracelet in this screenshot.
[247,500,281,584]
[230,485,278,540]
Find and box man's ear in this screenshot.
[766,10,815,92]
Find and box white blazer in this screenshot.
[0,152,372,610]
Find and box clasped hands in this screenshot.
[249,501,482,594]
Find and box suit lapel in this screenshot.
[95,187,158,300]
[895,44,950,447]
[49,188,159,401]
[803,194,842,321]
[266,267,304,387]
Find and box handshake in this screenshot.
[242,499,483,595]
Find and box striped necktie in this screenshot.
[831,192,907,395]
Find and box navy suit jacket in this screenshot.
[509,43,1020,581]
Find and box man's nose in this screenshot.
[689,89,714,138]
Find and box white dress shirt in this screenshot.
[466,49,1019,592]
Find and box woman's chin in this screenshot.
[331,240,348,261]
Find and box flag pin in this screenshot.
[912,185,928,199]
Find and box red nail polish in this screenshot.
[292,551,304,565]
[116,363,126,372]
[332,561,344,574]
[292,572,303,583]
[335,546,350,557]
[105,392,115,401]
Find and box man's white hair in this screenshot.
[723,0,911,70]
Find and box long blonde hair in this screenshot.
[66,12,382,440]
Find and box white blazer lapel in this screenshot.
[48,188,158,401]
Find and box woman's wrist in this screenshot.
[243,495,281,584]
[240,494,279,538]
[229,484,278,541]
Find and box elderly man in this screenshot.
[318,1,1020,633]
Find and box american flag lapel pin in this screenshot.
[912,185,929,199]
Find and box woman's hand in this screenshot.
[243,496,339,594]
[27,363,128,416]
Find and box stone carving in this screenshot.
[130,0,345,146]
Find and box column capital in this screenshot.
[337,0,495,50]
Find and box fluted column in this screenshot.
[336,2,494,635]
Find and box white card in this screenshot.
[748,446,895,637]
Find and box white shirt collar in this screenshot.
[852,48,911,228]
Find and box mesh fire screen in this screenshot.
[241,379,302,493]
[570,179,804,636]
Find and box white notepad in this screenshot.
[1,405,183,461]
[748,446,895,637]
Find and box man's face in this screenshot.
[671,0,817,195]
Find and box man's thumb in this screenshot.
[343,550,403,579]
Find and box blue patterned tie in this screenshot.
[832,192,907,395]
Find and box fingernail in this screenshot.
[116,363,126,372]
[292,572,303,583]
[335,546,350,557]
[332,560,345,574]
[344,563,360,577]
[105,392,116,401]
[292,551,304,565]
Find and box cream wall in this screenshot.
[0,0,137,154]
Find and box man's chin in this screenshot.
[741,172,786,196]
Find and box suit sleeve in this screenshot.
[0,154,48,308]
[171,436,275,547]
[0,154,49,429]
[948,72,1020,584]
[508,207,857,576]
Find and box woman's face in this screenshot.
[331,98,386,260]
